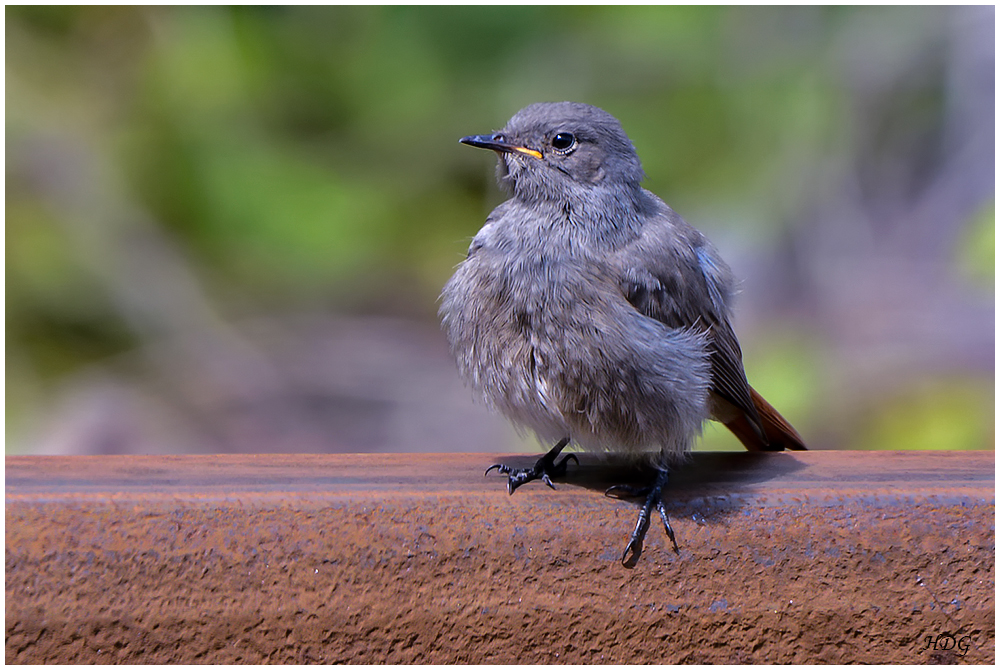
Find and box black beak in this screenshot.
[460,134,542,159]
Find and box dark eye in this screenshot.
[551,132,576,151]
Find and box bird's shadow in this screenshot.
[486,450,808,565]
[567,451,804,496]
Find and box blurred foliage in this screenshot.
[955,199,995,288]
[8,6,846,303]
[852,378,994,452]
[6,6,994,453]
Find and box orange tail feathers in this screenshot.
[724,387,807,452]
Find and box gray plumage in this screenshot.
[440,101,760,466]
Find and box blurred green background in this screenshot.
[6,6,994,455]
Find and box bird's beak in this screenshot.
[460,134,543,160]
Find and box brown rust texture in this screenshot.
[5,450,994,664]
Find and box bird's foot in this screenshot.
[485,437,577,495]
[605,470,678,567]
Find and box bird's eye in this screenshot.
[551,132,576,151]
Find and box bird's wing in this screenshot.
[616,215,764,438]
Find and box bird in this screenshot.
[439,101,806,565]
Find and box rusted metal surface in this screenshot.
[5,451,994,663]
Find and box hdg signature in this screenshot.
[922,632,973,657]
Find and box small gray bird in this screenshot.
[440,102,805,565]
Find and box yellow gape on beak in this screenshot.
[512,146,543,160]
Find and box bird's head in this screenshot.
[460,102,645,203]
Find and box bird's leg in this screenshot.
[605,468,678,567]
[485,437,577,495]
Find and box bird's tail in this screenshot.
[724,386,807,451]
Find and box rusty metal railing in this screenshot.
[5,451,994,663]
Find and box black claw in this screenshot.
[658,501,679,553]
[552,453,579,477]
[612,469,678,566]
[485,437,573,495]
[484,463,508,477]
[621,507,652,567]
[621,542,642,567]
